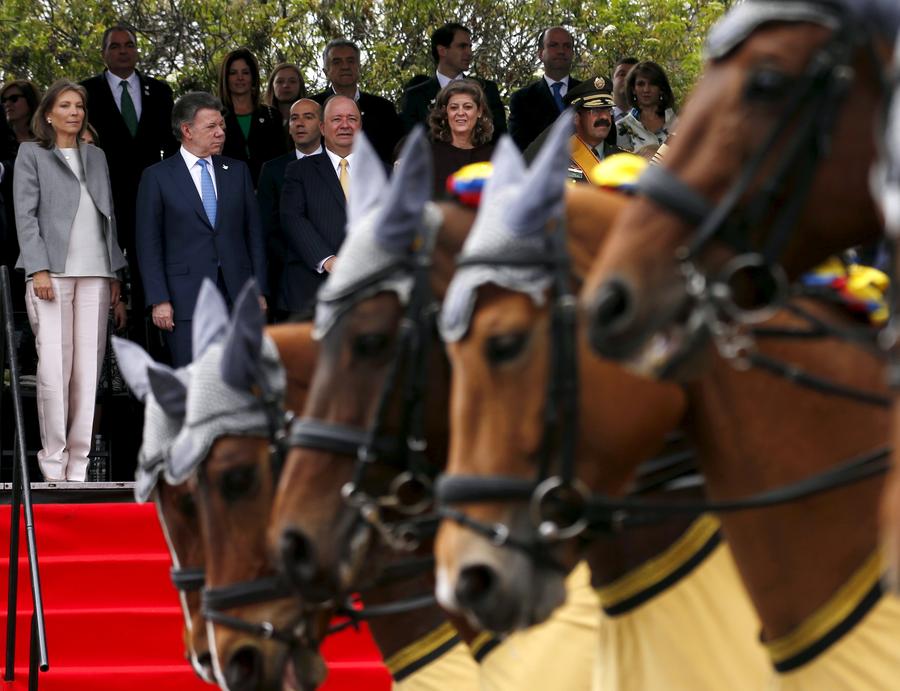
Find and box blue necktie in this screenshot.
[550,81,565,112]
[197,159,217,226]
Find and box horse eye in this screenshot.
[177,492,197,518]
[745,68,791,101]
[353,332,390,358]
[485,332,529,365]
[219,465,259,501]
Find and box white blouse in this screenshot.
[53,148,113,278]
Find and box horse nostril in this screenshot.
[280,528,318,586]
[196,652,214,680]
[588,278,634,354]
[225,645,263,691]
[455,564,499,609]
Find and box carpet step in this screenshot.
[1,662,392,690]
[1,503,169,557]
[1,554,179,609]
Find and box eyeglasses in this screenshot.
[1,95,23,105]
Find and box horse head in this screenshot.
[584,0,896,379]
[431,116,686,632]
[270,129,455,609]
[112,334,214,683]
[167,281,309,691]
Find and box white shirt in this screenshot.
[317,148,353,272]
[179,146,218,199]
[330,85,361,102]
[296,145,322,159]
[105,70,143,121]
[544,75,570,99]
[324,148,353,178]
[436,71,464,89]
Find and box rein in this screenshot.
[436,219,892,565]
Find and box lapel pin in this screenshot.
[258,117,265,123]
[222,164,229,170]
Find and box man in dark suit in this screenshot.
[311,39,402,165]
[136,92,267,366]
[399,23,506,141]
[81,24,178,336]
[509,26,581,152]
[279,95,361,316]
[257,99,323,321]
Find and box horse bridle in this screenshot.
[436,217,891,565]
[635,3,889,340]
[286,225,443,542]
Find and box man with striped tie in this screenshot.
[135,91,267,366]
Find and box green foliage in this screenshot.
[0,0,733,106]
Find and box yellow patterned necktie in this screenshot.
[339,158,350,200]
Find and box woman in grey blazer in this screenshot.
[15,80,127,482]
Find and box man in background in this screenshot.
[612,56,638,121]
[399,22,506,140]
[311,39,402,165]
[279,95,362,317]
[509,26,580,152]
[257,99,323,321]
[82,24,178,342]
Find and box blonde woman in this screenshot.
[14,80,127,481]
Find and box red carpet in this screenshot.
[0,502,390,690]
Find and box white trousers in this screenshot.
[25,276,109,481]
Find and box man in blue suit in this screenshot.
[278,95,361,317]
[136,91,267,366]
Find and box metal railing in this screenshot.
[1,265,49,689]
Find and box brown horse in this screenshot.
[437,186,900,687]
[432,131,768,689]
[112,336,214,683]
[878,37,900,592]
[269,132,607,690]
[583,1,896,377]
[154,280,336,691]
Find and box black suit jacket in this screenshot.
[257,150,303,312]
[222,105,289,187]
[509,77,582,151]
[399,76,507,142]
[81,71,178,256]
[311,90,403,165]
[278,153,346,313]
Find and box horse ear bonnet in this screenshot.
[314,126,440,338]
[166,280,286,485]
[111,336,153,403]
[112,336,193,503]
[704,0,900,61]
[440,114,573,343]
[192,278,230,360]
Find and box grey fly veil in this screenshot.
[313,127,442,338]
[705,0,900,61]
[166,280,286,484]
[112,279,230,501]
[111,337,190,503]
[440,114,574,343]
